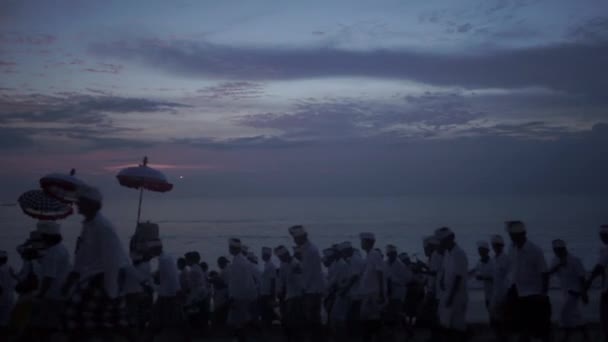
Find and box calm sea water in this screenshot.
[1,194,606,321]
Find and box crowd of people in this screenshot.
[0,185,607,342]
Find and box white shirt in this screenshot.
[327,259,350,292]
[599,246,608,291]
[73,213,130,298]
[39,243,71,300]
[124,261,152,295]
[188,264,209,299]
[551,254,585,293]
[0,264,15,305]
[249,262,262,296]
[157,253,180,297]
[261,260,277,296]
[385,258,412,300]
[492,252,510,303]
[283,259,303,300]
[227,254,258,300]
[359,249,384,296]
[508,240,548,297]
[473,258,494,301]
[440,244,468,302]
[347,252,365,297]
[300,241,324,294]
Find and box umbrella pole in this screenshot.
[136,187,144,225]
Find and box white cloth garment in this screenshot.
[188,264,209,303]
[157,253,180,297]
[260,260,277,296]
[491,252,510,312]
[385,258,412,300]
[0,264,16,326]
[300,241,324,294]
[328,258,351,322]
[227,254,258,301]
[123,261,152,295]
[551,254,586,327]
[39,242,71,300]
[283,259,303,300]
[249,262,262,296]
[438,244,468,331]
[359,250,384,296]
[473,258,494,303]
[72,213,130,298]
[508,240,548,297]
[347,252,366,299]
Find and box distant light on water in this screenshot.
[179,176,184,179]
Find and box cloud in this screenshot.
[0,93,189,125]
[83,62,123,74]
[0,32,56,45]
[195,81,264,101]
[89,38,608,97]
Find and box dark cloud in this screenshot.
[0,127,35,149]
[90,38,608,97]
[0,31,56,45]
[195,81,264,101]
[83,62,123,74]
[0,93,189,125]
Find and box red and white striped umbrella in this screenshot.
[18,189,73,220]
[40,169,85,203]
[116,156,173,224]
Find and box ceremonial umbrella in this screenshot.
[17,189,73,220]
[40,169,85,203]
[116,156,173,224]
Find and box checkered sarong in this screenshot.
[63,276,130,331]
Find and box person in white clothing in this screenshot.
[358,232,385,342]
[490,234,509,342]
[212,256,230,328]
[31,221,71,338]
[384,244,413,337]
[275,245,303,341]
[547,239,590,342]
[586,224,608,342]
[226,238,257,342]
[0,250,16,336]
[505,220,550,342]
[288,225,324,339]
[61,185,132,339]
[259,247,277,327]
[184,251,209,333]
[327,244,351,341]
[469,240,494,313]
[435,227,468,342]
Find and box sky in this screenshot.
[1,0,608,199]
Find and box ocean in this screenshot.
[1,194,606,321]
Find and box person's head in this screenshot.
[398,252,411,265]
[476,241,490,259]
[217,256,229,269]
[506,221,527,248]
[435,227,455,251]
[0,250,7,265]
[338,241,352,259]
[200,262,209,272]
[177,257,186,271]
[185,251,200,265]
[423,236,439,257]
[241,244,249,256]
[289,225,308,246]
[229,238,242,256]
[37,221,62,248]
[76,185,102,219]
[600,225,608,245]
[552,239,568,259]
[359,232,375,252]
[274,245,291,263]
[386,244,398,263]
[491,235,505,255]
[262,247,272,262]
[322,248,335,267]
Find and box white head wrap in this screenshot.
[505,221,526,233]
[491,234,504,245]
[359,232,375,241]
[229,238,242,248]
[476,240,490,250]
[552,239,566,248]
[338,241,352,252]
[288,225,307,237]
[37,221,61,235]
[386,244,397,253]
[434,227,454,240]
[77,185,103,203]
